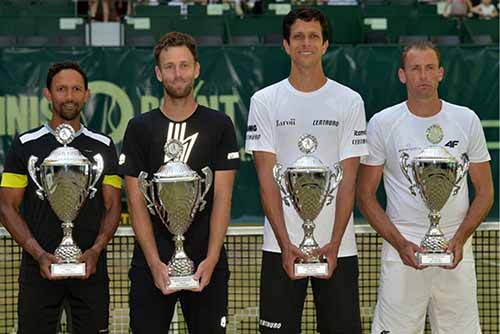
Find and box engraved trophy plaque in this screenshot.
[28,124,104,277]
[138,139,213,290]
[400,139,469,266]
[273,134,343,277]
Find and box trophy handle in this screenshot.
[198,166,213,212]
[27,155,45,200]
[88,154,104,199]
[272,163,291,207]
[326,162,343,205]
[400,152,417,196]
[452,153,470,196]
[138,171,156,216]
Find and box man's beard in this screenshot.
[54,102,81,121]
[164,80,194,99]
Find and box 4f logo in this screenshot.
[380,331,391,334]
[165,123,198,163]
[445,140,459,148]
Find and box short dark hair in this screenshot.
[283,7,329,44]
[400,41,441,69]
[154,32,198,65]
[46,62,88,90]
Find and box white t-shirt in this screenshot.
[477,3,496,17]
[245,78,368,257]
[362,100,490,262]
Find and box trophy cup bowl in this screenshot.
[400,146,469,266]
[139,139,213,290]
[28,124,104,277]
[273,134,343,277]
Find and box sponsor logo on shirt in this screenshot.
[246,133,261,141]
[166,123,198,163]
[247,124,258,132]
[312,119,339,127]
[220,316,227,328]
[444,140,459,148]
[352,129,367,144]
[352,139,367,145]
[259,319,282,329]
[227,152,240,160]
[118,153,126,165]
[380,330,391,334]
[276,118,296,127]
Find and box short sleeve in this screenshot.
[215,115,241,171]
[339,95,369,161]
[361,114,386,166]
[244,95,275,154]
[118,118,149,178]
[102,139,121,189]
[1,136,28,188]
[467,112,490,163]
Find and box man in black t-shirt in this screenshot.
[119,32,240,333]
[0,62,122,333]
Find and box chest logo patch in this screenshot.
[425,124,444,144]
[165,123,199,163]
[118,154,126,165]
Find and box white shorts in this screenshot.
[371,260,481,334]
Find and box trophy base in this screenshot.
[168,275,200,290]
[416,252,453,266]
[294,262,328,277]
[51,263,86,277]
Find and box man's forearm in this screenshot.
[91,198,121,254]
[0,204,45,260]
[453,189,494,242]
[260,184,292,251]
[130,202,163,268]
[253,152,292,251]
[125,177,162,268]
[206,195,231,262]
[329,158,359,249]
[329,183,355,249]
[357,194,406,250]
[453,162,494,243]
[205,170,236,261]
[88,184,121,254]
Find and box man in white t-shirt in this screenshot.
[245,7,367,333]
[358,41,494,334]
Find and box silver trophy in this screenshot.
[273,134,343,277]
[400,145,469,266]
[28,124,104,277]
[138,138,213,290]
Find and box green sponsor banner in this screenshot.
[0,46,498,222]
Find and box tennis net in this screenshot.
[0,221,498,333]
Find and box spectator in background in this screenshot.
[471,0,499,18]
[90,0,110,21]
[115,0,132,20]
[443,0,473,17]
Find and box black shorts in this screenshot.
[259,251,362,334]
[18,273,110,334]
[129,265,229,334]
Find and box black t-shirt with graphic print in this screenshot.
[2,125,119,282]
[119,106,240,270]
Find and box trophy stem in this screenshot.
[173,235,188,258]
[169,235,195,277]
[299,219,320,263]
[55,221,82,263]
[421,210,449,252]
[62,221,73,238]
